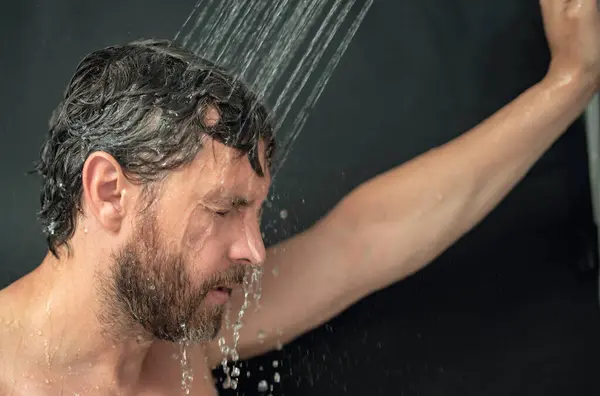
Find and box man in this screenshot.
[0,0,599,394]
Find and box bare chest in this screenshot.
[0,358,218,396]
[0,373,219,396]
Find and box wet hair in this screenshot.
[33,39,275,257]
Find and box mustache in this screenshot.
[202,263,247,290]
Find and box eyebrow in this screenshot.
[207,194,254,208]
[230,196,252,207]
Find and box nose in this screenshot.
[228,216,266,265]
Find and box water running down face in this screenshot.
[104,212,246,344]
[96,137,270,344]
[34,40,273,344]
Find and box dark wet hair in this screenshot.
[33,39,275,257]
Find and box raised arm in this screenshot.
[207,0,600,365]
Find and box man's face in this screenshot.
[100,137,270,344]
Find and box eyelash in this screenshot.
[214,209,230,217]
[211,206,262,218]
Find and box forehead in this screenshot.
[173,137,271,201]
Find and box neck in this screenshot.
[0,252,153,393]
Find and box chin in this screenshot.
[179,322,223,344]
[178,309,225,344]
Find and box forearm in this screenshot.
[206,74,593,364]
[339,73,594,293]
[205,0,600,365]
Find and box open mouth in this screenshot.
[214,286,233,295]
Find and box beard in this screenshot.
[96,212,245,344]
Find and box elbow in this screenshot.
[325,197,407,293]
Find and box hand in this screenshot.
[541,0,600,90]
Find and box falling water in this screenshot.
[179,342,194,394]
[175,0,373,179]
[173,0,373,392]
[217,265,263,390]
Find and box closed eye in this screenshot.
[214,209,230,217]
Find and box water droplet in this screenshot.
[36,330,42,336]
[279,209,288,219]
[179,342,194,394]
[259,365,264,371]
[257,329,266,343]
[83,226,88,234]
[257,380,269,392]
[272,360,279,368]
[272,266,279,277]
[247,370,252,377]
[217,266,266,391]
[46,221,58,236]
[274,372,280,383]
[149,284,156,291]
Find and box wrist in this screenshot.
[543,64,597,105]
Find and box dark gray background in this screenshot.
[2,1,600,395]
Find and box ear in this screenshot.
[81,152,132,234]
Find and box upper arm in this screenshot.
[204,158,460,366]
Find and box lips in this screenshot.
[214,286,233,295]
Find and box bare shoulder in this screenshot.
[0,320,19,395]
[141,341,218,396]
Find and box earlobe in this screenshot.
[81,152,130,233]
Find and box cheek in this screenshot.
[183,207,231,280]
[183,206,217,253]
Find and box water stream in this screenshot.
[174,0,373,393]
